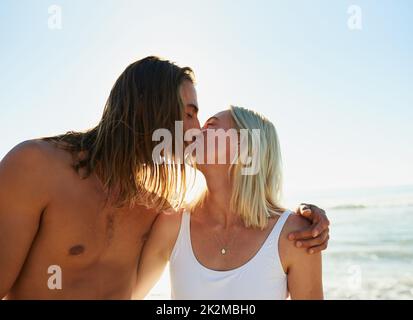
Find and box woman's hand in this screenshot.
[288,204,330,254]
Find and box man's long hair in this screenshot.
[43,56,194,210]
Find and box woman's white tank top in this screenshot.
[169,210,293,300]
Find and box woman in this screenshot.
[135,106,323,300]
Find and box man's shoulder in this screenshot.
[4,139,60,162]
[2,140,46,167]
[0,140,61,209]
[1,139,71,178]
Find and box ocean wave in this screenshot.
[326,250,413,261]
[330,204,367,210]
[329,203,413,210]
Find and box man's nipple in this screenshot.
[68,244,85,256]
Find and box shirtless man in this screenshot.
[0,56,330,299]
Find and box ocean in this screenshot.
[146,185,413,300]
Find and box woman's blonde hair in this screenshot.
[189,106,284,229]
[229,106,284,229]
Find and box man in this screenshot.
[0,56,329,299]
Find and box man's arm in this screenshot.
[133,211,181,299]
[289,204,330,254]
[0,141,49,298]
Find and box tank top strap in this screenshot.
[170,211,191,262]
[264,210,293,248]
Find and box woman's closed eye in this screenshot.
[203,117,219,129]
[203,122,214,129]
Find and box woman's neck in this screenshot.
[199,168,243,229]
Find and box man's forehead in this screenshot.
[186,103,199,112]
[180,80,196,93]
[180,81,198,111]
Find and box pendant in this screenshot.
[221,248,227,255]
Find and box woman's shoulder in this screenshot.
[145,208,185,256]
[154,208,184,234]
[269,209,311,235]
[281,210,311,235]
[278,211,318,270]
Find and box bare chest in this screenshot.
[30,175,158,272]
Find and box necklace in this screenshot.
[212,226,240,255]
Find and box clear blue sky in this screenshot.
[0,0,412,194]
